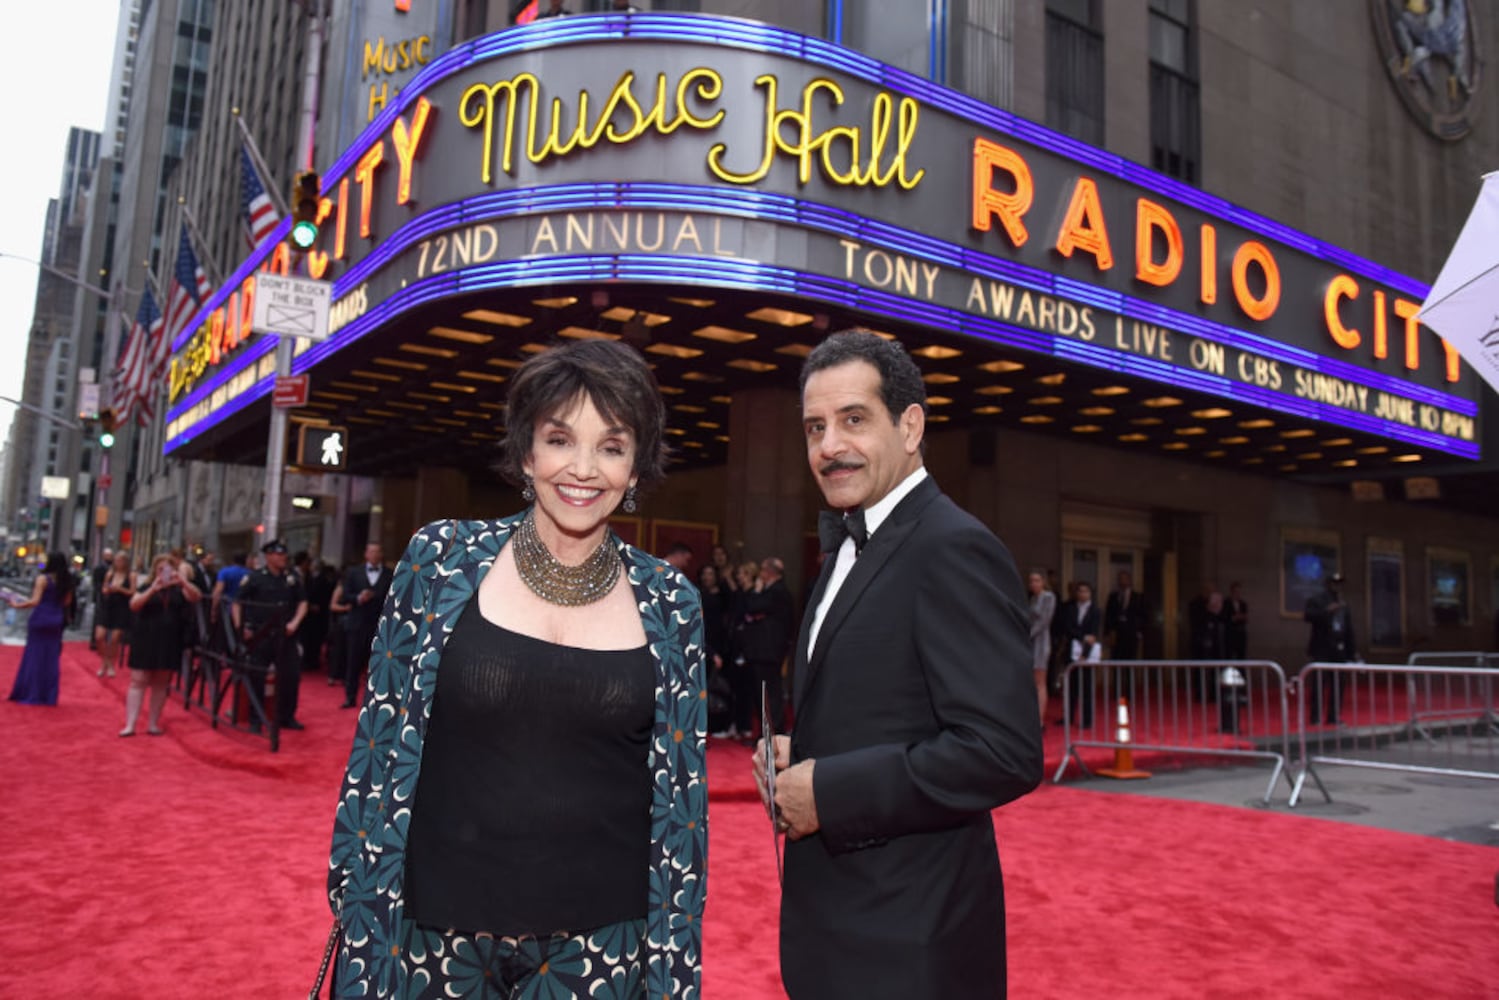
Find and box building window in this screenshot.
[829,0,949,83]
[1148,0,1199,184]
[1045,0,1104,146]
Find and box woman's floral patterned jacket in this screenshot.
[326,515,707,998]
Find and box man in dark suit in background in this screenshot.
[334,542,392,709]
[1304,571,1355,724]
[1105,569,1149,661]
[755,331,1043,999]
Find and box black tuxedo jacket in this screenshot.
[342,563,393,641]
[782,475,1043,999]
[1060,600,1102,659]
[1104,589,1149,658]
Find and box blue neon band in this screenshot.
[167,182,1472,421]
[163,252,1478,460]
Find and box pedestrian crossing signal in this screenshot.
[296,424,348,470]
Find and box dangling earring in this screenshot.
[622,485,638,514]
[521,475,536,503]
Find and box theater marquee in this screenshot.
[164,15,1481,459]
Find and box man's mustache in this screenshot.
[819,460,864,476]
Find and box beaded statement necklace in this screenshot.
[512,509,622,606]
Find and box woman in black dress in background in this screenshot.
[120,553,201,736]
[96,552,135,677]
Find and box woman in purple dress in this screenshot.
[7,553,76,706]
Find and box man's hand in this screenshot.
[775,760,820,841]
[752,734,791,817]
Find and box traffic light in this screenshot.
[98,408,116,449]
[290,170,321,250]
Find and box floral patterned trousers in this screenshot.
[402,918,645,999]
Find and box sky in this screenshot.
[0,2,121,446]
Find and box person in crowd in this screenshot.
[1047,573,1073,697]
[755,331,1041,998]
[325,339,705,997]
[330,542,392,709]
[180,548,217,672]
[118,553,201,735]
[210,552,250,629]
[1305,571,1356,725]
[183,549,217,593]
[726,558,759,739]
[711,544,738,595]
[698,562,734,737]
[1058,580,1102,729]
[663,541,693,573]
[1105,569,1149,661]
[299,557,335,675]
[740,554,795,733]
[610,0,642,11]
[6,553,76,707]
[1188,581,1227,702]
[89,547,113,652]
[1027,569,1056,724]
[318,562,347,686]
[535,0,571,16]
[96,551,136,677]
[233,540,308,732]
[1225,581,1249,660]
[1102,569,1147,724]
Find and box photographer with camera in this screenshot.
[120,554,201,737]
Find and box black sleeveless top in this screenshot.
[404,595,655,935]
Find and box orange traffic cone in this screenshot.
[1097,696,1151,780]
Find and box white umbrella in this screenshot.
[1417,171,1499,396]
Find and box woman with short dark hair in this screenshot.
[326,338,706,999]
[7,553,75,706]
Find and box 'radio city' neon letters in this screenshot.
[972,136,1457,382]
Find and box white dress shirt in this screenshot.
[807,466,929,657]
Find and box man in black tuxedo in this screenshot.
[755,331,1042,999]
[334,542,392,709]
[1058,580,1102,728]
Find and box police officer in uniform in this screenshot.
[232,540,308,731]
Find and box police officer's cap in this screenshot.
[261,539,289,555]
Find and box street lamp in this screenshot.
[0,252,113,300]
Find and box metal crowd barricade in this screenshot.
[1051,659,1296,804]
[1290,659,1499,807]
[1405,651,1498,744]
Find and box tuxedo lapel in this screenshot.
[797,476,940,703]
[793,554,837,710]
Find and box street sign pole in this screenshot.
[261,0,325,547]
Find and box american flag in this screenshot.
[113,289,164,425]
[240,145,280,249]
[163,226,213,346]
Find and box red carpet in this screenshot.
[3,643,1495,997]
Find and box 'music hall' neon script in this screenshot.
[457,68,924,189]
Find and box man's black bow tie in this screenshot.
[818,509,868,555]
